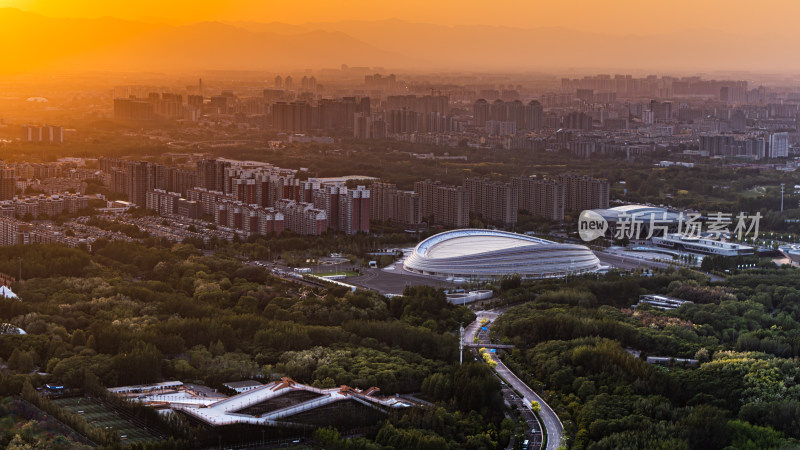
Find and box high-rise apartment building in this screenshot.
[649,100,673,122]
[197,159,231,192]
[127,161,152,206]
[473,99,490,127]
[511,177,565,221]
[414,180,469,228]
[464,178,518,227]
[525,100,543,131]
[114,98,155,121]
[146,189,182,216]
[387,108,420,134]
[558,174,610,212]
[0,167,16,201]
[370,182,398,222]
[272,101,311,133]
[340,186,370,235]
[21,125,63,144]
[393,191,421,226]
[311,183,370,235]
[769,132,789,158]
[275,199,326,236]
[0,217,32,246]
[473,99,543,131]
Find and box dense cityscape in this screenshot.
[2,1,800,450]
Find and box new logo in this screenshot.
[578,210,607,241]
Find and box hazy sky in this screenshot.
[2,0,797,36]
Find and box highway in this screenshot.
[494,358,561,450]
[464,310,563,450]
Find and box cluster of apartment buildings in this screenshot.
[0,217,82,247]
[0,162,99,202]
[123,156,608,235]
[370,174,609,228]
[699,132,789,159]
[20,125,64,144]
[0,194,89,219]
[100,158,199,206]
[110,72,800,159]
[140,159,370,236]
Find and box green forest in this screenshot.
[3,239,800,448]
[0,242,517,449]
[493,269,800,449]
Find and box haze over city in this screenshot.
[2,0,800,73]
[1,1,800,450]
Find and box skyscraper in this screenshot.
[370,182,397,222]
[197,159,231,192]
[0,166,16,201]
[511,176,564,221]
[272,101,311,133]
[558,174,610,212]
[525,100,543,131]
[127,161,152,206]
[473,99,490,127]
[414,180,469,228]
[340,186,370,235]
[769,132,789,158]
[464,178,517,227]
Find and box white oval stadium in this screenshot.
[403,229,602,280]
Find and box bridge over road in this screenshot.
[464,343,514,349]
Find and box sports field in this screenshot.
[51,396,159,445]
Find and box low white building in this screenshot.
[0,285,19,300]
[223,380,263,393]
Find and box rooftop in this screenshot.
[416,229,552,259]
[171,378,414,427]
[0,286,19,299]
[223,380,264,389]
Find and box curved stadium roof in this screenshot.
[403,229,601,280]
[592,204,683,223]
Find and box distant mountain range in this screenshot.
[1,8,796,74]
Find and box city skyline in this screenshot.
[2,3,800,449]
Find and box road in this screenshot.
[464,310,563,450]
[502,387,543,450]
[494,358,561,450]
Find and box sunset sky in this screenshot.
[2,0,797,36]
[1,0,798,74]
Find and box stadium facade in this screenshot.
[403,229,601,280]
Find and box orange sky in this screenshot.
[2,0,798,74]
[2,0,797,36]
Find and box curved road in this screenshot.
[465,310,564,450]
